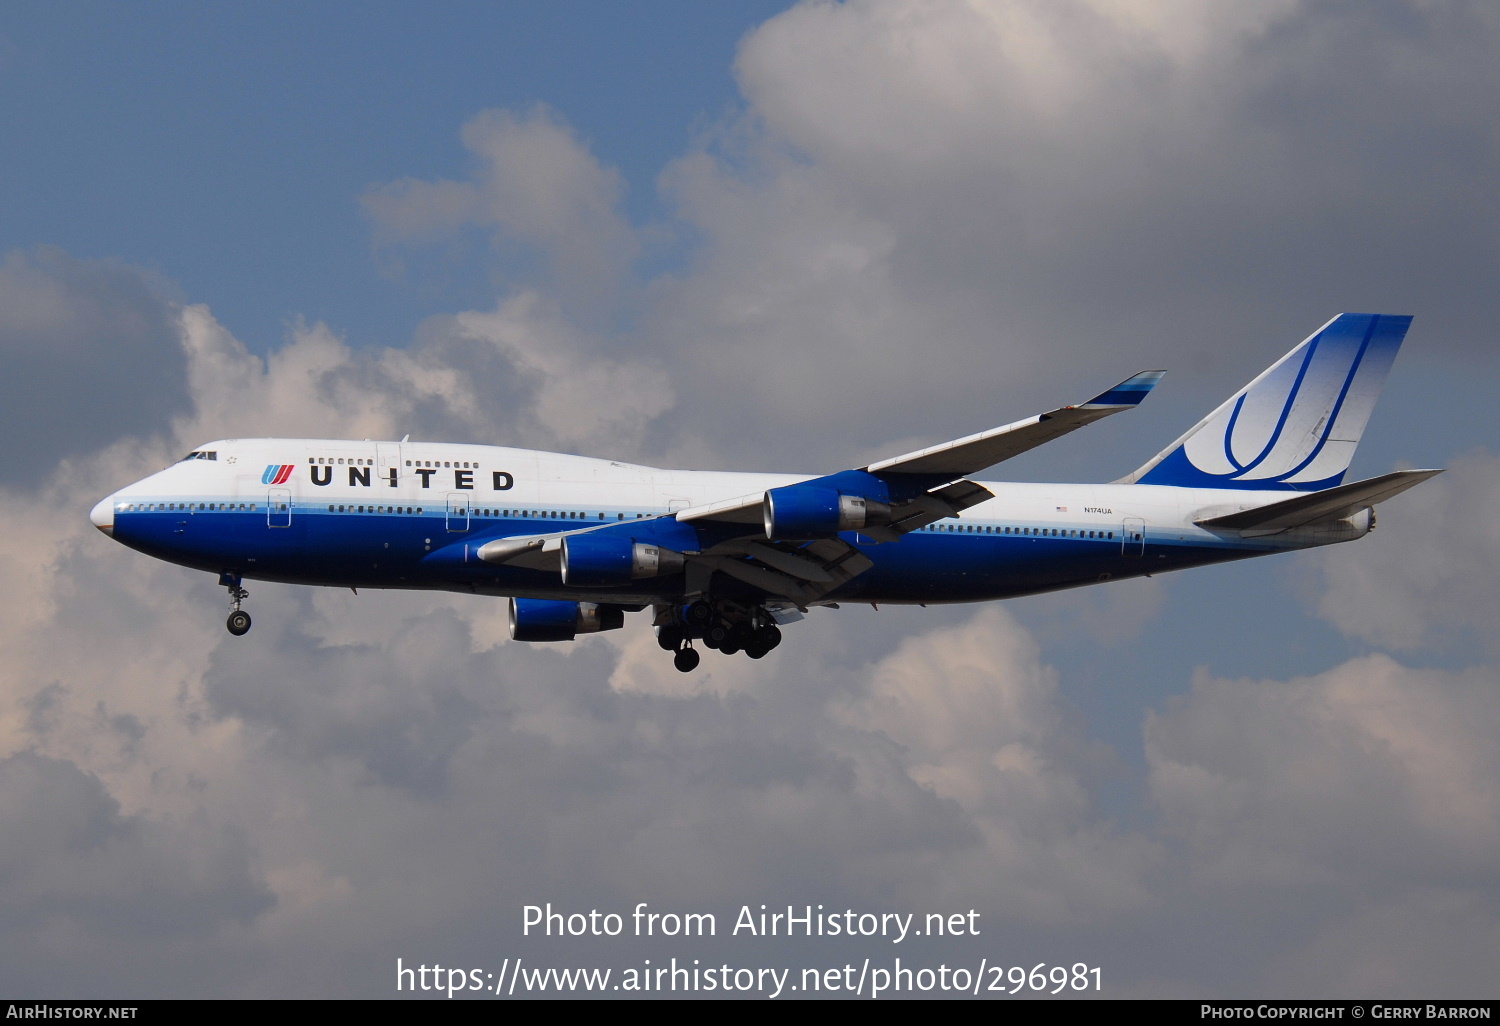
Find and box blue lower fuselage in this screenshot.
[107,500,1268,606]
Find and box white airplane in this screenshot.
[91,314,1438,672]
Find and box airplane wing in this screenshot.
[865,371,1166,476]
[1195,469,1442,536]
[678,370,1164,529]
[476,521,875,607]
[482,370,1165,605]
[693,537,875,606]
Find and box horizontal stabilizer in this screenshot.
[1195,469,1442,535]
[867,370,1165,477]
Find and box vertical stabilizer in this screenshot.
[1123,313,1411,491]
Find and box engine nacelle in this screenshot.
[762,486,890,541]
[560,534,685,587]
[508,598,625,642]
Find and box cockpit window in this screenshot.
[178,451,218,462]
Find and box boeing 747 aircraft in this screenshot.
[91,314,1438,671]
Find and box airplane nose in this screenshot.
[90,496,115,535]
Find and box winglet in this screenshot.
[1081,370,1166,409]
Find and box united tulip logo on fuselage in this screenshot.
[261,464,295,485]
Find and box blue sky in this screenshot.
[1,0,1497,999]
[1,2,785,350]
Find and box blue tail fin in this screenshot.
[1123,313,1411,491]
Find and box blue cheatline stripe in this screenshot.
[1088,389,1149,406]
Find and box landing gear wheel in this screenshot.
[656,624,685,651]
[685,600,714,627]
[744,623,781,659]
[673,647,701,673]
[221,574,250,635]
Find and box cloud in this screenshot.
[166,290,670,462]
[1315,451,1500,652]
[346,2,1500,478]
[630,0,1500,473]
[4,0,1498,998]
[2,299,1161,991]
[1258,889,1500,997]
[0,248,189,486]
[1148,655,1499,885]
[833,606,1157,922]
[0,752,271,994]
[1144,652,1500,993]
[363,105,638,316]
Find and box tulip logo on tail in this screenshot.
[262,464,295,485]
[1134,313,1411,492]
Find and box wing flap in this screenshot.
[692,536,876,607]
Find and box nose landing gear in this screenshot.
[220,572,251,636]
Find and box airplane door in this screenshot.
[446,493,469,532]
[1122,516,1145,557]
[377,443,402,490]
[268,488,292,528]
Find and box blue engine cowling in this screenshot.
[762,486,889,541]
[561,534,684,587]
[509,598,625,642]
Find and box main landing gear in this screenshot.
[220,572,251,636]
[655,600,784,672]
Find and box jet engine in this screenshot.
[560,534,685,587]
[508,598,626,642]
[762,486,890,541]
